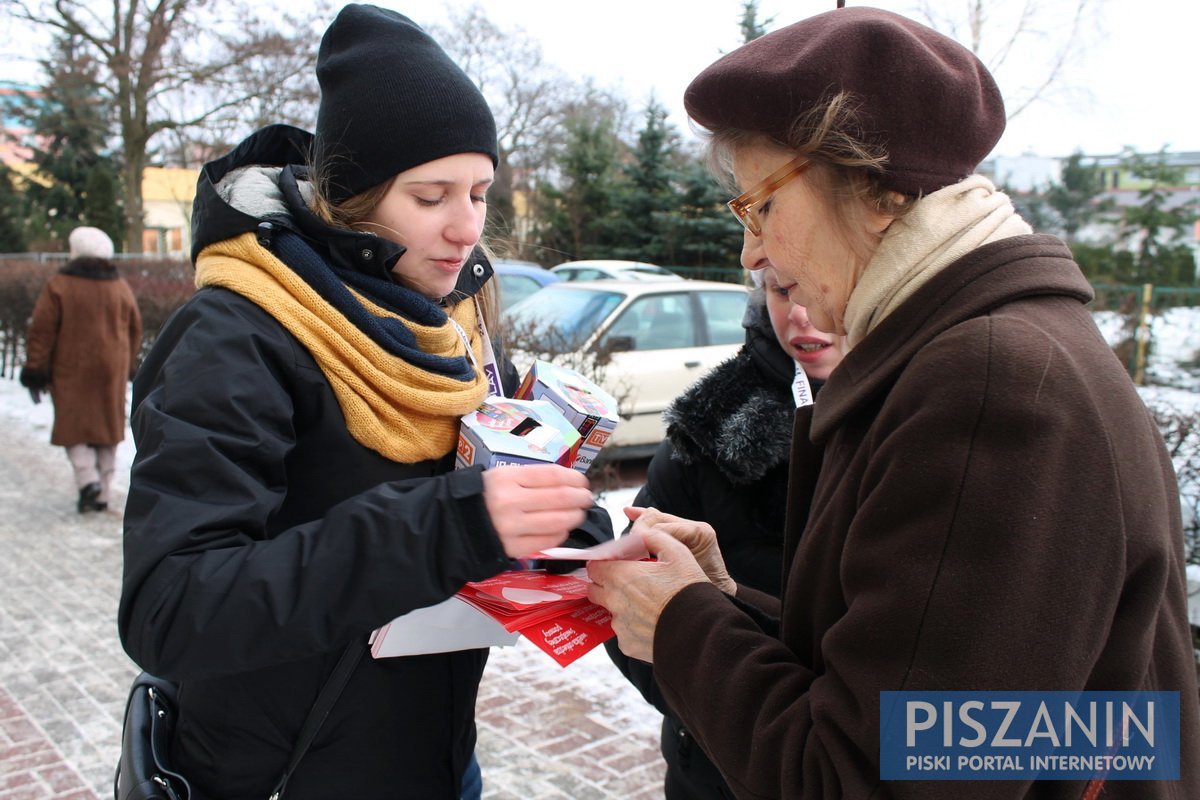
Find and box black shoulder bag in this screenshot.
[114,642,365,800]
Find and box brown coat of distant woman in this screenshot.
[24,257,142,446]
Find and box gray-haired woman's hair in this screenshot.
[701,94,914,223]
[698,94,917,264]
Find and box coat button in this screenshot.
[255,222,274,248]
[361,249,374,261]
[472,263,485,277]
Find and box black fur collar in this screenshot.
[663,322,810,485]
[59,257,118,279]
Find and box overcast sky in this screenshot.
[412,0,1198,159]
[2,0,1195,160]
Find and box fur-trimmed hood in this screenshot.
[664,310,818,485]
[189,123,495,296]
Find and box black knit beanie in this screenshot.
[314,4,499,203]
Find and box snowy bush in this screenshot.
[1141,388,1200,566]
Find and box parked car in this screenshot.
[503,279,749,458]
[550,259,683,283]
[492,260,561,311]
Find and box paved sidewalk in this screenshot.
[0,386,665,799]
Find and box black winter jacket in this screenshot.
[605,305,819,800]
[119,125,611,800]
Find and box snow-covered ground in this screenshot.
[1094,305,1200,390]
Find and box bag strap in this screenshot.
[267,641,365,800]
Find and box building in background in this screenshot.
[981,152,1062,193]
[981,150,1200,270]
[140,166,196,257]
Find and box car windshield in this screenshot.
[504,286,625,352]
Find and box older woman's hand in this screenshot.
[587,531,709,663]
[626,507,737,596]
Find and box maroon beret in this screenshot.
[684,7,1005,196]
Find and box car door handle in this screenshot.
[684,360,701,368]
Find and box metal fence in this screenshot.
[1089,283,1200,385]
[0,252,185,262]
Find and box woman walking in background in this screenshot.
[21,225,141,513]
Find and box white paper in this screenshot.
[534,533,649,562]
[370,596,519,658]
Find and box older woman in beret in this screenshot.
[588,6,1200,799]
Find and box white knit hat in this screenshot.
[68,226,115,260]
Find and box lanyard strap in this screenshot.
[473,296,504,398]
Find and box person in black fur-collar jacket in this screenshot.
[605,268,843,800]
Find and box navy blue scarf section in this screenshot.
[270,229,476,381]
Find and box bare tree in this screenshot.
[153,9,327,168]
[2,0,328,252]
[913,0,1103,120]
[428,5,581,258]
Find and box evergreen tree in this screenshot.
[83,163,125,249]
[0,166,28,252]
[1006,186,1060,236]
[1045,151,1108,242]
[21,34,122,250]
[739,0,774,43]
[531,103,625,262]
[603,100,681,263]
[1119,149,1197,286]
[672,159,745,269]
[532,98,741,270]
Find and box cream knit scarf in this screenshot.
[195,232,489,463]
[843,174,1033,348]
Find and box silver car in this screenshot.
[503,279,748,457]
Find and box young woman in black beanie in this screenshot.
[118,5,610,799]
[588,6,1200,799]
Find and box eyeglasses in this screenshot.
[726,155,811,237]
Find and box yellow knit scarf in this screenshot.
[194,232,489,463]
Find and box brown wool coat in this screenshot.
[652,235,1200,799]
[25,261,142,446]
